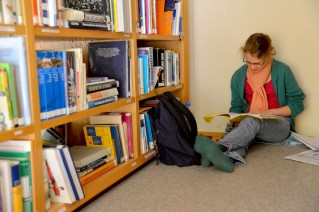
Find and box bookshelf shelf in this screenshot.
[40,98,136,130]
[0,125,35,143]
[2,0,189,211]
[34,27,134,39]
[138,84,184,101]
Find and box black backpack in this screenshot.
[148,92,201,167]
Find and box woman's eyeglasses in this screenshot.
[243,58,265,67]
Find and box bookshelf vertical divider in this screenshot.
[0,0,189,211]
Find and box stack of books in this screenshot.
[86,77,120,109]
[69,146,117,186]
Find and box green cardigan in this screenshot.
[229,59,305,131]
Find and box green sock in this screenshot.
[194,135,234,173]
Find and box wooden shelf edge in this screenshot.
[34,27,133,39]
[0,24,25,35]
[49,149,156,212]
[0,125,35,142]
[41,97,135,129]
[138,84,183,101]
[137,33,182,41]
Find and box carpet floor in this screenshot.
[79,144,319,212]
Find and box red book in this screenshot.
[122,112,134,159]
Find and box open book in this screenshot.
[203,112,281,123]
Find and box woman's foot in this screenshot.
[194,135,234,173]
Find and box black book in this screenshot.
[88,41,130,98]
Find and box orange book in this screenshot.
[80,160,117,186]
[31,0,39,26]
[156,0,173,35]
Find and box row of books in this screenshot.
[140,111,155,154]
[36,40,131,119]
[36,49,87,120]
[32,0,132,32]
[85,112,134,163]
[0,37,31,132]
[0,140,33,211]
[0,0,23,25]
[137,47,180,94]
[137,0,182,35]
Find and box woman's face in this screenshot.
[243,53,269,73]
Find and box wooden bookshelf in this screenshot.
[0,0,189,211]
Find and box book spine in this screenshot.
[11,161,23,212]
[80,160,117,186]
[87,95,118,109]
[86,87,119,102]
[2,0,16,24]
[0,160,13,212]
[109,125,124,164]
[76,157,117,178]
[122,113,133,159]
[63,20,112,31]
[75,156,108,172]
[0,63,19,127]
[86,80,119,94]
[0,68,14,131]
[18,160,33,212]
[66,51,77,114]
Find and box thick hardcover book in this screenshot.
[76,155,110,172]
[0,37,31,126]
[79,160,117,186]
[86,87,119,102]
[88,41,130,98]
[64,20,112,31]
[83,125,117,160]
[89,114,129,162]
[43,147,76,204]
[87,95,118,109]
[86,79,119,93]
[69,146,111,168]
[61,8,109,23]
[77,156,115,178]
[57,146,84,201]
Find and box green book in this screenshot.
[0,140,33,211]
[0,63,19,126]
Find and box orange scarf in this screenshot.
[247,60,272,113]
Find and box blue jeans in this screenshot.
[219,116,291,165]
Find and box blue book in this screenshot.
[144,113,154,149]
[53,51,67,117]
[37,68,48,120]
[88,41,130,98]
[87,95,118,109]
[138,54,149,94]
[109,125,124,164]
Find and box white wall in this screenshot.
[188,0,319,136]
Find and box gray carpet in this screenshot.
[80,144,319,212]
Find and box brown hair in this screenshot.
[241,33,275,59]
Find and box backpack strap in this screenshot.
[161,92,198,144]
